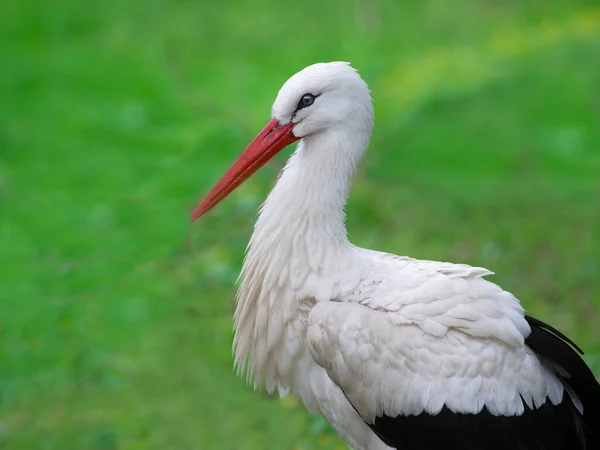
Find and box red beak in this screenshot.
[190,118,300,221]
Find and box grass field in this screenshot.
[1,0,599,448]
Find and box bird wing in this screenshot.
[307,259,599,450]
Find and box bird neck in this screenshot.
[233,126,371,389]
[251,127,370,262]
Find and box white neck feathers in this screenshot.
[233,121,372,389]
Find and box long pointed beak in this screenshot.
[190,118,300,221]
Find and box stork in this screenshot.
[191,62,600,450]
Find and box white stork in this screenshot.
[191,62,600,450]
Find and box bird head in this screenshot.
[191,62,372,220]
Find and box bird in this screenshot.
[190,62,600,450]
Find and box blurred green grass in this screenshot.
[1,0,599,448]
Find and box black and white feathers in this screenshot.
[363,316,600,450]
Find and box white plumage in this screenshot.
[191,62,599,450]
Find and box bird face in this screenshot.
[271,61,372,138]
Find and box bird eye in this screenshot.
[297,93,316,110]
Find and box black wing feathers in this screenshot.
[370,401,586,450]
[524,315,600,449]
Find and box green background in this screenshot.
[1,0,599,448]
